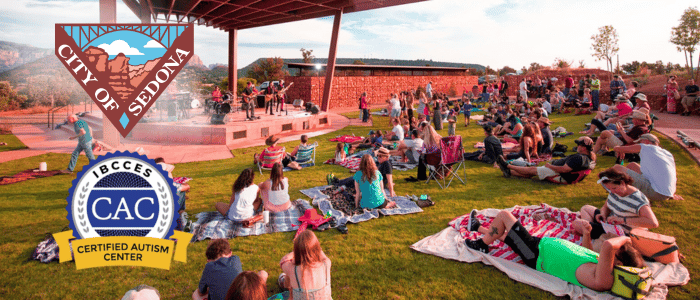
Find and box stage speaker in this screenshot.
[305,102,315,112]
[310,104,320,114]
[210,113,226,124]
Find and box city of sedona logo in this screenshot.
[55,24,193,137]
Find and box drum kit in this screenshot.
[207,91,235,114]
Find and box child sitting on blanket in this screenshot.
[258,163,292,213]
[334,142,346,163]
[193,239,266,300]
[274,230,332,300]
[215,169,262,223]
[464,209,645,292]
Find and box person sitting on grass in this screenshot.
[154,157,190,229]
[289,134,318,163]
[353,154,396,209]
[225,271,269,300]
[350,130,383,153]
[334,142,346,163]
[275,230,332,300]
[574,168,659,239]
[580,95,635,136]
[463,209,645,291]
[463,125,503,165]
[193,239,246,300]
[611,134,683,201]
[122,285,161,300]
[406,124,443,182]
[390,129,423,164]
[592,110,649,156]
[503,123,539,163]
[496,137,595,184]
[258,163,292,213]
[215,168,261,222]
[386,118,405,141]
[494,107,523,142]
[537,117,554,155]
[374,147,397,197]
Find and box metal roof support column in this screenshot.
[100,0,121,148]
[320,9,343,112]
[140,0,151,23]
[228,29,238,98]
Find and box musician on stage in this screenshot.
[242,81,258,120]
[276,79,286,113]
[212,86,222,103]
[265,82,277,115]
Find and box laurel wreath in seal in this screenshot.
[67,151,180,239]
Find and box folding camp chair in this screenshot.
[257,147,286,174]
[426,136,467,189]
[294,142,318,166]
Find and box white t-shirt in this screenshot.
[640,144,676,197]
[542,101,552,114]
[519,81,527,92]
[599,104,610,112]
[392,125,404,140]
[405,138,424,161]
[267,178,290,206]
[227,184,260,221]
[390,97,401,110]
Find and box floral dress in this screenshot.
[666,82,679,113]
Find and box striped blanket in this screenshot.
[190,200,314,242]
[329,135,363,143]
[300,185,423,226]
[324,157,361,171]
[0,169,64,186]
[450,204,581,264]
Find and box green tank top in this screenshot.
[536,237,599,287]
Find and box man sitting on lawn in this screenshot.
[463,209,645,291]
[390,129,423,164]
[386,118,405,141]
[464,125,503,165]
[496,137,595,184]
[611,133,683,201]
[592,110,649,156]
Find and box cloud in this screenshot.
[143,40,164,48]
[97,40,144,56]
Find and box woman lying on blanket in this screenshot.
[215,168,262,222]
[354,154,397,209]
[574,168,659,238]
[259,163,292,213]
[275,230,332,300]
[464,209,645,291]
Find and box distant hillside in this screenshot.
[0,41,53,73]
[237,58,485,78]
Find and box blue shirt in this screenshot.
[462,103,474,115]
[372,136,383,147]
[74,119,92,144]
[198,256,242,300]
[353,170,385,209]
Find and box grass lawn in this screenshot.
[0,110,697,299]
[0,133,27,152]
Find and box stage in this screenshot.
[129,106,332,145]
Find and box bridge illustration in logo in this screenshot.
[60,24,189,50]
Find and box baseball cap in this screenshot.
[634,133,659,145]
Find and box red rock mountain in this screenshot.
[186,54,206,69]
[83,46,160,101]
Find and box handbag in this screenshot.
[610,265,653,300]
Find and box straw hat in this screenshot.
[265,135,280,146]
[633,93,648,102]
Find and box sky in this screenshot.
[0,0,698,70]
[85,30,167,65]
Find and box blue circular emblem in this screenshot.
[66,151,180,239]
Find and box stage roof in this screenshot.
[124,0,427,31]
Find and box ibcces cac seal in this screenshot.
[54,151,192,270]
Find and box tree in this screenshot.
[484,65,496,75]
[246,57,289,83]
[352,59,365,65]
[498,66,516,76]
[670,7,700,79]
[591,25,619,72]
[621,61,642,74]
[528,62,544,72]
[578,60,586,68]
[0,81,27,111]
[300,48,315,63]
[553,58,573,69]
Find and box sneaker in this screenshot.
[278,273,287,288]
[496,156,511,178]
[465,239,489,254]
[467,209,480,232]
[326,173,333,185]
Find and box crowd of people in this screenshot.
[61,74,691,299]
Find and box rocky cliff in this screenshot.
[83,46,161,101]
[186,54,206,70]
[0,41,53,73]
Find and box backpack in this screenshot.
[610,265,653,300]
[629,228,680,264]
[552,143,568,153]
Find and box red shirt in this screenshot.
[212,90,222,102]
[360,96,368,109]
[565,77,574,88]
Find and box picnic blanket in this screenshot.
[0,169,64,186]
[330,135,363,143]
[389,156,418,171]
[410,204,690,300]
[190,199,314,242]
[173,177,191,184]
[474,142,518,150]
[324,157,361,171]
[300,185,423,226]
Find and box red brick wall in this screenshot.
[284,75,478,109]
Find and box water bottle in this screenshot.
[333,186,346,194]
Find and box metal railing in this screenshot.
[48,105,68,129]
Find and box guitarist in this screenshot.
[265,82,277,115]
[242,81,258,120]
[276,79,286,113]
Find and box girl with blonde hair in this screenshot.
[277,230,332,300]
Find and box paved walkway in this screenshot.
[651,110,700,165]
[3,111,351,164]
